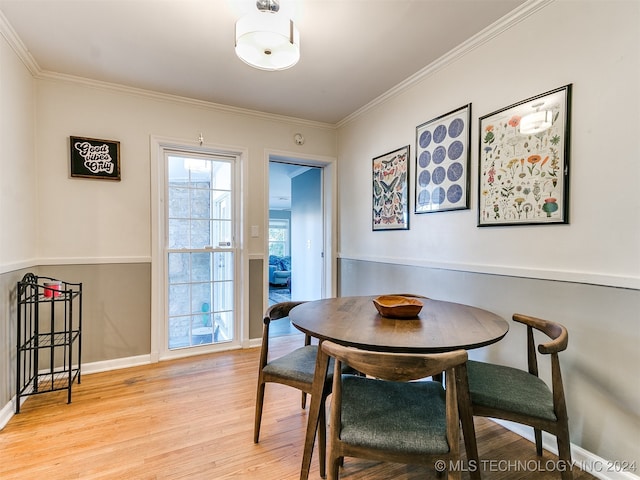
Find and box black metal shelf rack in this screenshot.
[16,272,82,413]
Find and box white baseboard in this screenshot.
[493,419,640,480]
[81,354,152,375]
[0,396,19,430]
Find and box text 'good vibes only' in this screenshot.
[74,141,114,174]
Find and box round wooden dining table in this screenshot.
[289,295,509,480]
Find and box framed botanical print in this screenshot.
[415,104,471,213]
[372,145,410,231]
[478,85,571,226]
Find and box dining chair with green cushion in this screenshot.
[321,340,471,480]
[254,301,349,478]
[466,313,572,480]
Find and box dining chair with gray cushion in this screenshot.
[254,301,349,478]
[466,313,572,480]
[321,340,471,480]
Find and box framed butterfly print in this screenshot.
[372,145,410,231]
[415,104,471,214]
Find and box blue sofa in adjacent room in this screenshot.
[269,255,291,287]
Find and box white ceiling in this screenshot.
[0,0,527,125]
[269,161,311,210]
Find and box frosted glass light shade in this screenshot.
[235,11,300,71]
[520,110,553,134]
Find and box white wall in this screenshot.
[291,168,323,300]
[0,28,37,271]
[337,0,640,290]
[34,78,337,261]
[0,18,37,422]
[336,0,640,470]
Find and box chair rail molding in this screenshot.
[337,253,640,290]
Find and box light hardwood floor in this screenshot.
[1,333,596,480]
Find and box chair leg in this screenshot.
[447,464,461,480]
[328,453,341,480]
[254,381,266,443]
[318,402,327,478]
[302,391,307,409]
[557,430,574,480]
[460,416,481,480]
[534,428,543,456]
[455,364,480,480]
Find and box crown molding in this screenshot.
[0,9,334,130]
[0,9,40,74]
[37,70,335,129]
[2,0,553,129]
[336,0,555,128]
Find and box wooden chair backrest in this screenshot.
[321,340,467,382]
[260,301,308,367]
[512,313,569,423]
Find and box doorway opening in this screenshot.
[268,158,325,335]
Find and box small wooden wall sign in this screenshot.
[70,136,121,181]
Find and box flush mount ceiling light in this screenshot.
[520,102,553,135]
[235,0,300,71]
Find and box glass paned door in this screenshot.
[166,153,235,350]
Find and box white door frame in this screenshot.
[150,135,248,362]
[265,150,337,308]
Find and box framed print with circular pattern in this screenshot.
[415,104,471,214]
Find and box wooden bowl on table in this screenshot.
[372,295,424,319]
